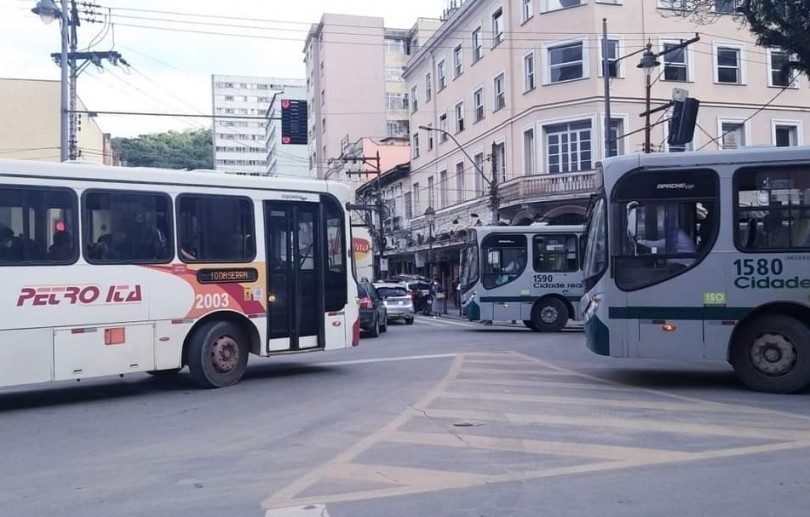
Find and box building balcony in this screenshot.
[497,170,596,208]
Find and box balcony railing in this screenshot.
[498,170,596,206]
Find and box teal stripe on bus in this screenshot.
[481,296,581,303]
[608,306,753,320]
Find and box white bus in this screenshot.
[581,146,810,393]
[459,224,584,331]
[0,159,358,390]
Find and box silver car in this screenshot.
[373,282,415,325]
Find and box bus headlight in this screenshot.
[583,293,603,321]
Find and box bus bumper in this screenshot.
[584,315,610,356]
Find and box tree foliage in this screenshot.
[112,128,213,170]
[665,1,810,78]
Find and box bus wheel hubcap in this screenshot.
[211,336,239,373]
[540,306,558,324]
[751,333,796,376]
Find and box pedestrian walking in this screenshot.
[431,277,445,317]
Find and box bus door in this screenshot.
[265,201,325,352]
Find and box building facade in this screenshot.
[0,78,107,164]
[304,14,441,178]
[401,0,810,278]
[265,85,310,178]
[211,75,305,174]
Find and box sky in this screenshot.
[0,0,445,137]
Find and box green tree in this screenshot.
[112,128,213,170]
[665,1,810,78]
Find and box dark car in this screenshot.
[357,281,387,337]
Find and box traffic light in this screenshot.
[667,97,700,147]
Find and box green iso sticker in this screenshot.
[703,292,727,306]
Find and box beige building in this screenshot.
[405,0,810,235]
[304,14,441,178]
[0,78,108,164]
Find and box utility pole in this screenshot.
[489,141,499,225]
[602,18,612,158]
[339,152,386,280]
[33,0,128,161]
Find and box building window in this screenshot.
[494,73,506,111]
[544,120,592,174]
[774,124,799,147]
[455,102,465,133]
[544,0,583,11]
[386,92,408,110]
[412,133,420,158]
[404,192,413,220]
[714,0,742,13]
[473,87,485,122]
[439,170,448,208]
[427,176,435,208]
[385,38,408,55]
[769,48,797,87]
[456,162,466,203]
[492,142,506,182]
[662,41,689,81]
[608,118,625,157]
[453,45,463,78]
[426,124,434,150]
[547,41,584,83]
[472,27,483,62]
[523,52,536,92]
[425,73,433,101]
[601,38,621,77]
[411,86,418,112]
[438,60,447,90]
[385,67,405,81]
[521,0,533,22]
[474,153,485,196]
[523,128,535,175]
[719,120,746,149]
[716,45,743,84]
[439,113,449,142]
[492,8,504,46]
[413,183,420,215]
[387,120,408,138]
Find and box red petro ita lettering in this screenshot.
[16,285,143,307]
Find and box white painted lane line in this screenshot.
[414,318,475,328]
[314,353,458,367]
[265,504,329,516]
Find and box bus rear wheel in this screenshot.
[187,321,249,388]
[731,314,810,394]
[530,298,568,332]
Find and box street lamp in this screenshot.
[424,206,435,278]
[418,125,498,225]
[32,0,69,162]
[637,43,661,154]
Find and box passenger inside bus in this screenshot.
[48,230,73,260]
[626,201,696,267]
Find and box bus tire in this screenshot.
[368,316,380,338]
[523,320,537,331]
[731,314,810,394]
[405,317,414,325]
[146,368,182,377]
[187,320,249,389]
[531,298,568,332]
[380,317,388,333]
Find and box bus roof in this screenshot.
[0,159,351,200]
[599,145,810,180]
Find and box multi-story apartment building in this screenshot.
[304,14,441,178]
[265,85,310,178]
[211,75,305,174]
[403,0,810,281]
[0,78,108,164]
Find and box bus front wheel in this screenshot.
[731,314,810,394]
[530,298,568,332]
[187,321,249,388]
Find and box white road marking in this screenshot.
[414,317,478,328]
[265,503,329,516]
[314,353,458,367]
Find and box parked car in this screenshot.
[374,282,415,325]
[357,281,387,337]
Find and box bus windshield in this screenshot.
[459,244,479,292]
[582,196,607,287]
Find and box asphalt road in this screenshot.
[1,315,809,517]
